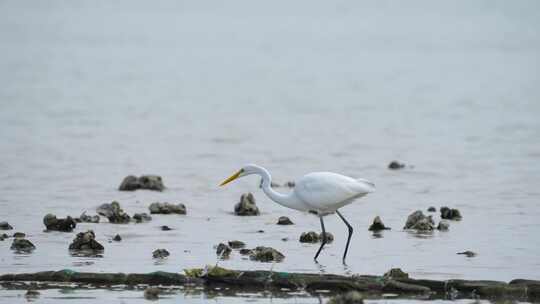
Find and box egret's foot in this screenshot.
[316,262,327,273]
[343,264,352,275]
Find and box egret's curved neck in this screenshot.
[255,166,298,210]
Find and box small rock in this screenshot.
[368,216,391,231]
[299,231,320,243]
[412,218,434,231]
[77,211,100,223]
[144,287,160,300]
[69,230,104,251]
[136,175,165,191]
[43,214,77,232]
[257,229,264,233]
[119,175,165,191]
[427,206,437,212]
[234,193,260,216]
[320,232,334,243]
[0,221,13,230]
[0,233,8,241]
[457,250,477,257]
[228,240,245,249]
[281,237,289,241]
[388,161,405,170]
[403,210,435,231]
[152,249,170,259]
[437,221,450,231]
[277,216,294,225]
[25,289,40,299]
[113,234,122,241]
[383,268,409,279]
[148,202,186,215]
[118,175,139,190]
[283,181,296,188]
[249,246,285,262]
[259,179,281,188]
[259,180,295,188]
[96,202,114,217]
[161,225,172,231]
[133,213,152,223]
[239,248,253,255]
[12,232,26,238]
[10,238,36,253]
[328,291,364,304]
[96,201,131,224]
[216,243,232,258]
[441,207,462,220]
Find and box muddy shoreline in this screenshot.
[1,266,538,302]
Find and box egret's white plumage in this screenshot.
[220,164,375,263]
[295,172,375,215]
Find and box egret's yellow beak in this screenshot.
[219,169,243,186]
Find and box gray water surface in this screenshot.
[1,0,540,302]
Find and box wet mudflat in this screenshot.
[1,0,540,303]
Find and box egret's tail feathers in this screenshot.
[356,178,376,193]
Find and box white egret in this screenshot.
[220,164,375,263]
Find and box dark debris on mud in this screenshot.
[69,230,104,252]
[43,214,77,232]
[368,216,391,231]
[96,201,130,224]
[10,238,36,253]
[234,193,259,216]
[299,231,334,243]
[152,249,170,259]
[119,175,165,192]
[149,202,186,215]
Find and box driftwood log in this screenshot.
[1,267,538,301]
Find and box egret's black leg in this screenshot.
[336,210,353,264]
[314,216,327,262]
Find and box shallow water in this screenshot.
[0,287,499,304]
[1,0,540,302]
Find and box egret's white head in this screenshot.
[219,164,261,186]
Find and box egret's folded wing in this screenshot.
[295,172,374,211]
